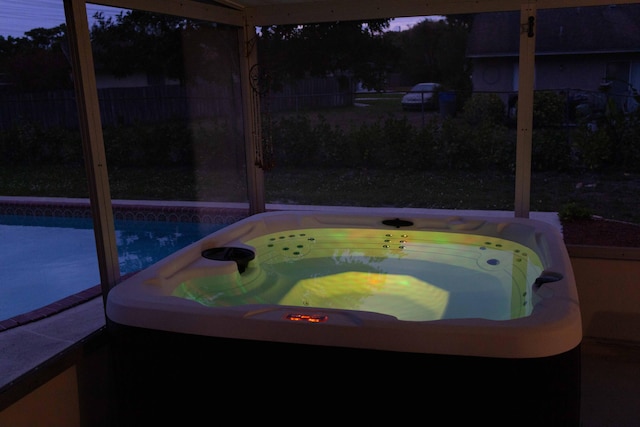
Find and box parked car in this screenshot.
[401,82,442,110]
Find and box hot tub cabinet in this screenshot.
[106,210,582,425]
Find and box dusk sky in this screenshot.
[1,0,123,38]
[1,0,428,38]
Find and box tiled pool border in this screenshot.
[0,197,250,331]
[0,197,250,225]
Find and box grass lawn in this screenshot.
[2,164,639,225]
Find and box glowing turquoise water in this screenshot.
[0,215,224,320]
[174,228,544,321]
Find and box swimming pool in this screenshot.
[0,215,225,321]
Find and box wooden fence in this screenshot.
[0,77,353,130]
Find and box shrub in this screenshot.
[271,114,355,168]
[532,128,572,172]
[0,119,82,166]
[571,122,613,171]
[533,91,566,128]
[459,93,506,126]
[343,121,382,168]
[437,94,513,171]
[362,116,422,170]
[558,202,593,221]
[613,109,640,171]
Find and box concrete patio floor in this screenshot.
[580,338,640,426]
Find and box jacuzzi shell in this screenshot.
[107,209,581,358]
[106,209,582,425]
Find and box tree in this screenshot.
[391,17,472,93]
[0,25,72,91]
[257,19,399,91]
[90,10,239,86]
[90,11,186,82]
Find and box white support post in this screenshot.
[63,0,120,304]
[514,1,537,218]
[239,16,266,214]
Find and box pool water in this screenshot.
[0,215,224,321]
[173,227,544,321]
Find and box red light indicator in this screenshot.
[285,313,328,323]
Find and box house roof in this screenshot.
[467,4,640,57]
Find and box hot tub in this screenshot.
[106,210,582,425]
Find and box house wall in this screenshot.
[534,56,604,91]
[472,53,640,110]
[471,57,517,104]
